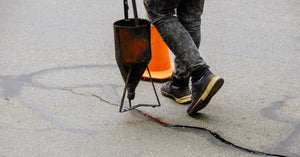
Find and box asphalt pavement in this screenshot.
[0,0,299,156]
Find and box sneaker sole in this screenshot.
[161,90,191,104]
[187,76,224,115]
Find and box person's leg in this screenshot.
[176,0,224,114]
[172,0,205,86]
[144,0,223,112]
[177,0,204,48]
[144,0,209,78]
[144,0,192,103]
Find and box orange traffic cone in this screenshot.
[142,25,174,80]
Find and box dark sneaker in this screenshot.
[161,81,191,104]
[187,71,224,115]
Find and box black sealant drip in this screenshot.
[67,88,288,157]
[0,64,292,157]
[130,109,288,157]
[95,95,288,157]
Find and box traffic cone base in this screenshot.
[143,62,174,80]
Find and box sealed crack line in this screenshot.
[88,92,288,157]
[131,109,287,157]
[0,64,118,98]
[260,96,299,157]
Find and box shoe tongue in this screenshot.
[191,70,212,83]
[204,70,212,76]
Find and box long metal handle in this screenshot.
[131,0,139,26]
[124,0,129,21]
[124,0,139,26]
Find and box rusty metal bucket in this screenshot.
[114,19,151,99]
[114,0,161,112]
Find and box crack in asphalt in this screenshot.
[0,64,297,156]
[87,91,288,157]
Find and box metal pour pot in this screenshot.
[114,19,151,100]
[113,0,160,112]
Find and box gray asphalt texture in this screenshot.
[0,0,299,157]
